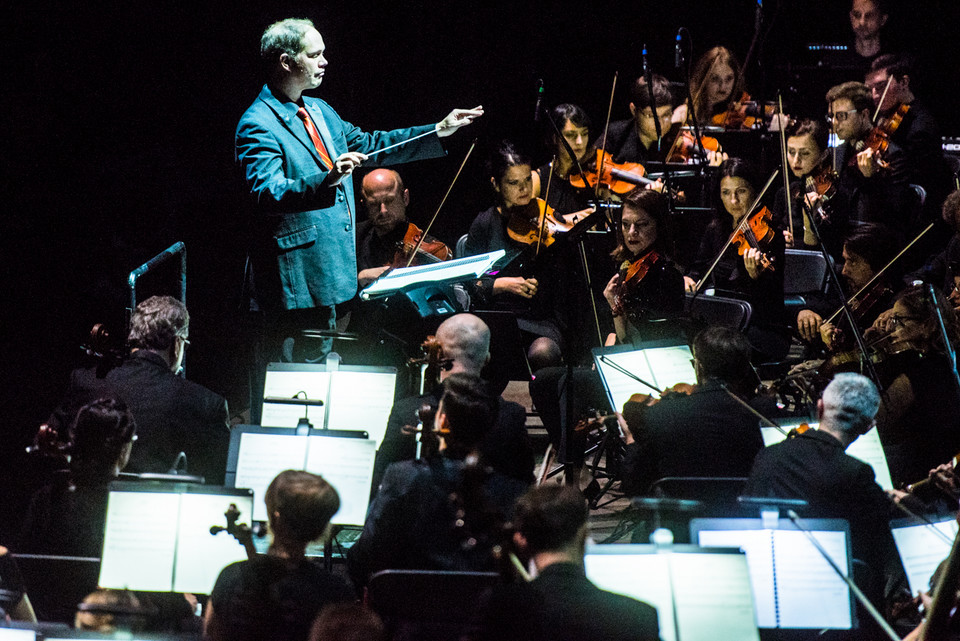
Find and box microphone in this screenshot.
[534,79,544,122]
[674,31,683,69]
[642,43,649,75]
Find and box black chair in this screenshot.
[684,293,753,332]
[366,569,501,641]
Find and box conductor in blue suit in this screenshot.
[237,17,482,363]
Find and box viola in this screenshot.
[627,382,697,407]
[210,503,258,560]
[392,222,452,268]
[569,150,659,195]
[407,334,452,395]
[730,207,776,273]
[505,198,572,248]
[856,103,910,165]
[665,129,721,164]
[710,92,774,130]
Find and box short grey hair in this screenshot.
[260,18,315,63]
[822,373,880,435]
[436,313,490,374]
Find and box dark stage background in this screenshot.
[3,1,958,533]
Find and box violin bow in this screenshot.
[403,139,477,268]
[776,93,794,239]
[536,157,556,257]
[693,169,779,294]
[872,74,895,124]
[596,72,619,200]
[824,222,934,324]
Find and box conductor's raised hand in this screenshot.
[436,106,484,137]
[327,151,368,185]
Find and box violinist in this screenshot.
[826,80,906,227]
[602,188,685,345]
[532,103,594,214]
[674,46,742,128]
[869,285,960,486]
[600,74,677,166]
[356,168,451,287]
[684,158,790,361]
[798,223,900,350]
[908,190,960,311]
[463,141,565,372]
[620,326,766,496]
[867,54,952,217]
[772,118,848,260]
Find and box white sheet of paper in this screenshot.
[584,552,676,641]
[696,530,778,627]
[596,345,696,412]
[234,432,310,521]
[669,552,760,641]
[173,493,253,594]
[305,436,378,526]
[360,250,505,299]
[892,518,959,595]
[326,371,396,447]
[99,492,180,591]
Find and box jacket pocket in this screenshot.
[275,225,318,251]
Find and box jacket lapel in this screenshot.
[305,100,340,159]
[257,85,324,165]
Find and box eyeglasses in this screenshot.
[888,314,921,327]
[826,109,858,124]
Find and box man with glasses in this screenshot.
[47,296,231,483]
[826,81,907,227]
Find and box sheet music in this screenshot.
[0,629,36,640]
[669,553,760,641]
[595,345,696,413]
[173,494,253,594]
[261,370,329,428]
[305,436,378,526]
[696,530,778,627]
[773,530,851,628]
[234,433,310,521]
[325,370,396,447]
[892,518,958,594]
[845,428,894,490]
[99,491,180,591]
[584,552,677,641]
[360,250,505,299]
[760,424,893,490]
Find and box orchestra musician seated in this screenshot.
[674,46,743,127]
[371,312,534,493]
[478,485,660,641]
[347,373,530,591]
[532,103,595,214]
[773,117,849,260]
[826,80,908,228]
[684,158,790,361]
[619,326,766,496]
[907,189,960,311]
[601,73,678,166]
[796,222,901,350]
[204,470,352,641]
[867,285,960,486]
[463,141,567,372]
[744,373,906,611]
[355,168,450,287]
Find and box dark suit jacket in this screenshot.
[372,386,535,493]
[236,84,446,311]
[744,429,899,576]
[50,351,231,483]
[480,562,660,641]
[621,381,765,496]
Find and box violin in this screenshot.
[665,128,721,164]
[730,207,776,273]
[710,92,774,130]
[856,102,910,165]
[801,163,839,224]
[569,150,659,195]
[505,198,572,248]
[392,222,452,268]
[407,334,452,395]
[210,503,258,560]
[626,382,697,407]
[612,251,660,317]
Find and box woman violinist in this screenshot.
[866,285,960,487]
[772,118,848,261]
[684,158,790,361]
[463,141,565,372]
[603,188,686,345]
[531,103,595,215]
[674,46,743,128]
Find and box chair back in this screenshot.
[684,293,752,332]
[455,233,469,259]
[784,249,828,296]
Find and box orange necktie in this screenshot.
[296,107,334,170]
